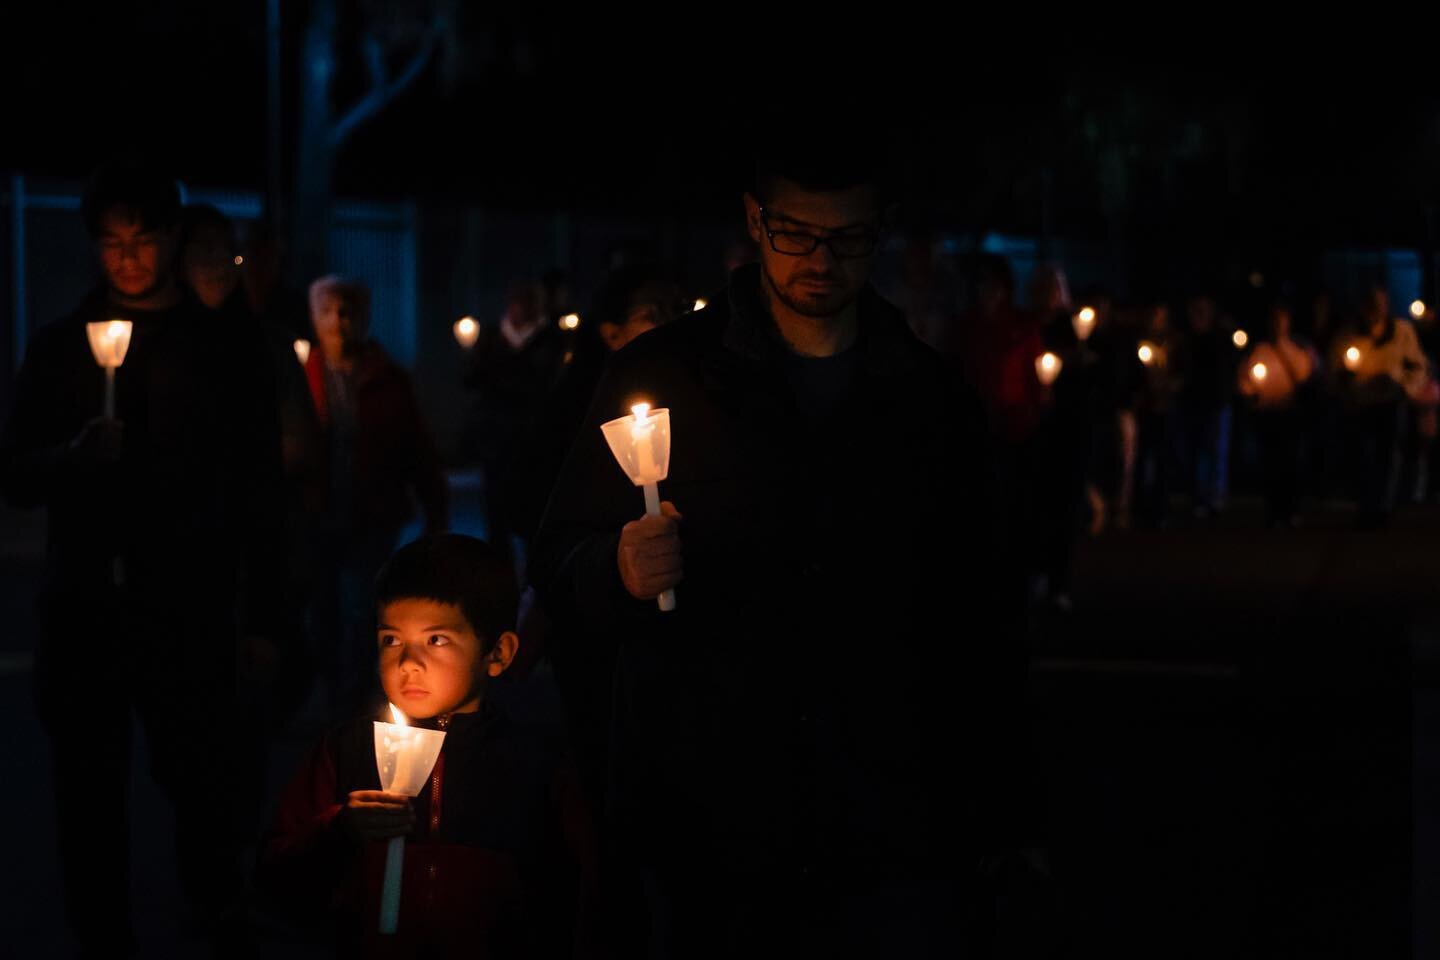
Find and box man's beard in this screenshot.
[763,265,857,319]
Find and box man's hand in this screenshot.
[339,790,415,842]
[617,501,683,601]
[67,417,123,467]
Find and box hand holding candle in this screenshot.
[372,703,446,935]
[602,402,677,612]
[85,319,133,418]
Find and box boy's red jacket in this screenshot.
[259,702,597,957]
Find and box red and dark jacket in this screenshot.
[304,340,449,533]
[259,702,597,958]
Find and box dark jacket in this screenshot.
[0,286,285,631]
[529,265,1024,917]
[304,341,448,535]
[259,702,597,958]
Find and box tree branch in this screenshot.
[331,26,439,149]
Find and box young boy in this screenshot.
[259,534,595,957]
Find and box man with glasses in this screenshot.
[530,135,1021,956]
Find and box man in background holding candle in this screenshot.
[0,159,286,956]
[531,127,1031,956]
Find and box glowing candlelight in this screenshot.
[559,313,581,331]
[1344,345,1363,372]
[1251,362,1268,382]
[693,298,708,312]
[1073,306,1096,341]
[453,316,479,349]
[1411,300,1427,320]
[1035,351,1062,386]
[373,702,446,935]
[1137,342,1156,366]
[293,339,311,366]
[1232,329,1249,349]
[85,319,133,418]
[600,401,675,612]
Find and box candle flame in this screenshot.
[631,402,651,424]
[107,320,127,340]
[694,299,708,312]
[1078,306,1096,324]
[560,313,581,331]
[1040,353,1058,371]
[1345,346,1362,368]
[1137,343,1155,365]
[233,255,244,266]
[389,702,408,727]
[1251,362,1268,381]
[1412,300,1427,320]
[1232,329,1249,348]
[293,339,310,365]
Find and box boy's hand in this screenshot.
[618,501,683,600]
[339,791,414,842]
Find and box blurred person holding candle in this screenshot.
[304,275,449,717]
[181,204,324,730]
[1178,293,1236,519]
[0,159,285,956]
[259,534,597,957]
[530,127,1030,957]
[1134,301,1187,527]
[1342,286,1430,523]
[461,278,568,567]
[1237,300,1319,526]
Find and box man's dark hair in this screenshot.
[375,534,518,653]
[179,203,237,252]
[591,262,685,330]
[970,252,1015,298]
[749,118,890,206]
[81,159,183,239]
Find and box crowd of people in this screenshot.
[2,146,1435,957]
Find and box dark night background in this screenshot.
[3,7,1440,957]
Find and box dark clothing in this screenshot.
[463,322,567,547]
[0,286,286,947]
[259,702,596,958]
[529,263,1022,955]
[304,341,448,536]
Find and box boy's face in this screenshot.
[377,599,515,719]
[97,209,177,300]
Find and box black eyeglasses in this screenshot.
[758,207,879,259]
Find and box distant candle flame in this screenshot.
[693,299,708,312]
[389,702,408,727]
[1411,300,1426,320]
[1138,343,1155,365]
[1251,362,1268,382]
[1232,330,1249,348]
[560,313,581,330]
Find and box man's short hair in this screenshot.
[750,121,890,205]
[374,534,518,654]
[81,159,183,239]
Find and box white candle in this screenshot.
[86,320,133,418]
[628,403,673,611]
[454,316,479,349]
[373,703,446,936]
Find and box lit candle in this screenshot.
[453,316,479,349]
[1137,342,1156,366]
[373,702,447,936]
[1344,345,1363,372]
[559,313,581,331]
[693,298,708,313]
[1251,362,1268,382]
[1035,351,1062,386]
[1072,306,1096,341]
[293,339,311,366]
[1411,300,1427,320]
[1232,329,1249,349]
[85,319,134,418]
[600,402,676,612]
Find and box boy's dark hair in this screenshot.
[81,159,183,239]
[374,535,518,652]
